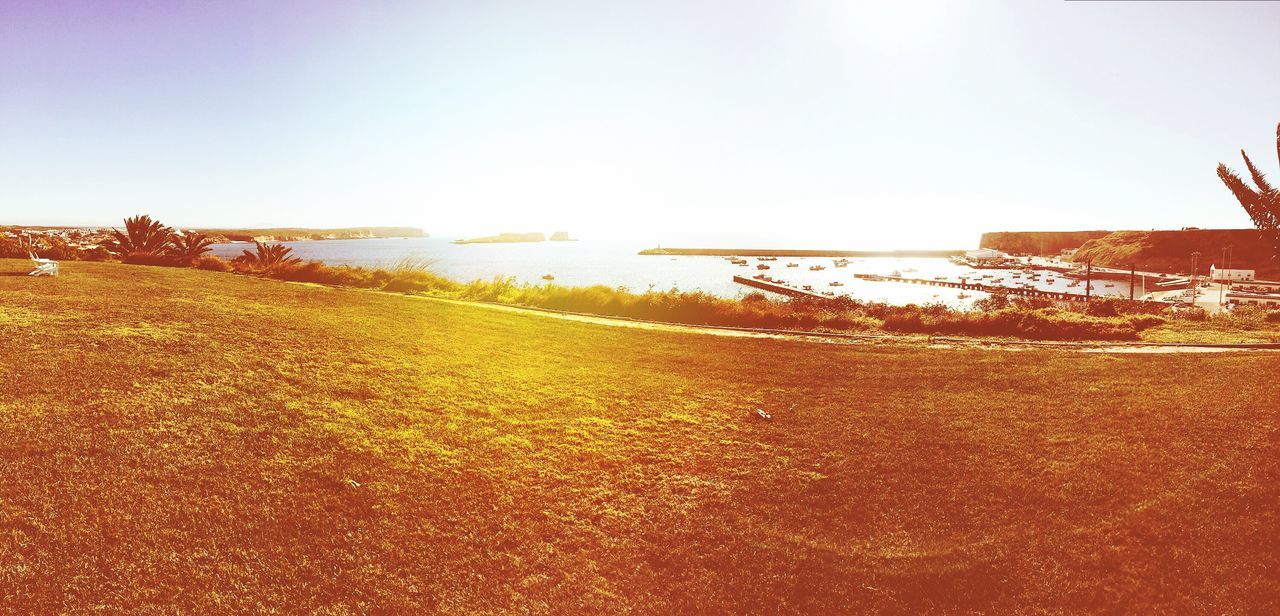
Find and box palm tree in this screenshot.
[1217,122,1280,256]
[106,215,174,257]
[168,230,215,263]
[233,241,301,270]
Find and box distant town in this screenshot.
[1,225,427,261]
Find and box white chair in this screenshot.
[29,252,59,277]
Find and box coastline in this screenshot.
[639,247,967,258]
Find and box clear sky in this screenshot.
[2,0,1278,248]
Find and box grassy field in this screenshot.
[1,258,1278,612]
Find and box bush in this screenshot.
[192,255,233,272]
[258,260,460,294]
[881,306,1164,341]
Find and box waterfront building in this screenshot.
[1209,266,1256,282]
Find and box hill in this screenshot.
[1,259,1278,612]
[1072,229,1279,277]
[979,230,1112,255]
[195,227,426,242]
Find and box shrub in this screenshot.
[192,254,233,272]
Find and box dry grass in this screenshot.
[1,259,1278,612]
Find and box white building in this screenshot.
[1210,266,1255,282]
[1227,292,1280,307]
[1235,279,1280,294]
[965,248,1007,262]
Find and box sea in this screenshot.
[209,236,1139,307]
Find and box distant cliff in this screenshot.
[452,232,547,244]
[979,231,1112,255]
[1071,229,1278,276]
[199,227,426,242]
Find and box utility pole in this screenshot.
[1219,246,1227,306]
[1129,264,1136,302]
[1085,261,1092,302]
[1190,251,1200,305]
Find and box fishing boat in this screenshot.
[809,265,826,271]
[786,262,799,268]
[957,292,972,299]
[833,258,850,268]
[541,274,555,281]
[757,264,771,270]
[802,285,813,291]
[829,281,844,287]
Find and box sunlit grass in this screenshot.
[0,258,1277,611]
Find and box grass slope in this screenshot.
[1,259,1278,612]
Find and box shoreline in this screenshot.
[639,247,967,257]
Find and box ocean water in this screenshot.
[209,237,1137,307]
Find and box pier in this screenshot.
[732,275,832,300]
[854,274,1153,303]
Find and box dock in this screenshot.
[732,275,832,300]
[853,274,1153,303]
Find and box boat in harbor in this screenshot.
[829,281,844,287]
[786,262,799,267]
[757,264,770,270]
[809,265,826,271]
[541,274,555,281]
[833,258,850,268]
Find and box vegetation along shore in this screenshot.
[7,214,1280,343]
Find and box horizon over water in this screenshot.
[210,236,1136,307]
